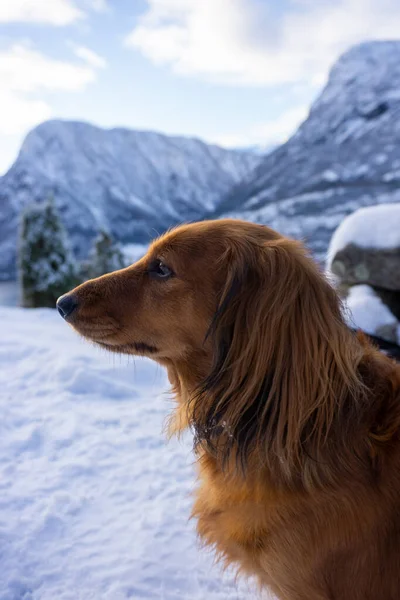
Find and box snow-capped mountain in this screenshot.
[3,41,400,279]
[216,41,400,261]
[0,121,259,279]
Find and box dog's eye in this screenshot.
[148,259,173,280]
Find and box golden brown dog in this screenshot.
[57,219,400,600]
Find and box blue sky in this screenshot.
[1,0,400,174]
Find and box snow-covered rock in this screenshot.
[328,204,400,290]
[328,204,400,260]
[215,41,400,262]
[345,285,400,344]
[0,120,260,280]
[327,204,400,344]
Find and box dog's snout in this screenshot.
[57,294,79,320]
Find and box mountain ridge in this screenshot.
[0,119,259,279]
[215,40,400,260]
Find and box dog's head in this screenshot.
[57,220,288,364]
[58,219,366,484]
[57,220,275,361]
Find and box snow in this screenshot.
[382,171,400,182]
[122,244,148,266]
[0,307,264,600]
[344,285,400,343]
[327,204,400,268]
[320,169,339,183]
[374,153,387,165]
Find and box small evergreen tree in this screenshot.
[18,197,78,308]
[87,230,125,279]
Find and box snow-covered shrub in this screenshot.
[18,198,78,308]
[85,231,125,279]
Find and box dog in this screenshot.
[57,219,400,600]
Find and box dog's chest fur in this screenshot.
[191,452,400,600]
[191,453,298,596]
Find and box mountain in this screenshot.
[233,144,276,156]
[215,41,400,261]
[3,41,400,280]
[0,121,259,280]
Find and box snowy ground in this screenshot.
[0,306,265,600]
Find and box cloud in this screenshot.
[0,91,51,136]
[0,0,110,26]
[254,106,310,144]
[72,45,107,69]
[0,0,83,26]
[0,44,97,94]
[84,0,110,11]
[0,43,102,137]
[213,105,309,149]
[126,0,400,87]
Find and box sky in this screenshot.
[1,0,400,174]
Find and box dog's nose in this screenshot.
[57,294,78,320]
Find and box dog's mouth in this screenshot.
[69,319,158,356]
[96,340,159,355]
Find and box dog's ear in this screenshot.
[191,236,366,487]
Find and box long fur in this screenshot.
[63,219,400,600]
[191,236,372,488]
